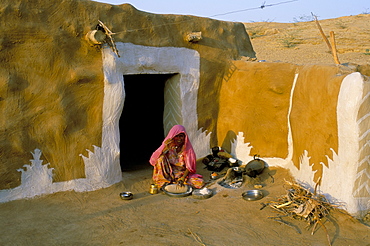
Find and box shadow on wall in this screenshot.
[221,130,237,153]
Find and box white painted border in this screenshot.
[230,72,369,217]
[101,43,209,158]
[0,43,211,203]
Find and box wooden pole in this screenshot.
[312,13,332,52]
[330,31,341,64]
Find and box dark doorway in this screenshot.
[119,74,173,171]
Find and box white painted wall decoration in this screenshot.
[322,72,369,217]
[163,74,183,133]
[229,72,369,217]
[0,149,54,201]
[0,43,210,203]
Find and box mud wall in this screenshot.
[217,60,369,216]
[218,62,344,182]
[0,0,254,190]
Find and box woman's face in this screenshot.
[173,133,185,147]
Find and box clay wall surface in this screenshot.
[0,0,255,189]
[0,0,105,188]
[217,62,369,216]
[290,66,344,182]
[218,61,297,157]
[217,61,346,182]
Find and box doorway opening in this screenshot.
[119,74,174,171]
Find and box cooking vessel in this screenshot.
[120,191,133,200]
[245,155,266,178]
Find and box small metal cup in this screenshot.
[149,184,158,194]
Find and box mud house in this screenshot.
[0,0,369,218]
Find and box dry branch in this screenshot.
[330,31,341,64]
[312,13,332,51]
[311,13,341,65]
[98,20,120,57]
[267,180,342,246]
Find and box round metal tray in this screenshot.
[162,184,193,197]
[242,189,264,201]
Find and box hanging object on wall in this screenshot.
[86,20,120,57]
[86,29,106,45]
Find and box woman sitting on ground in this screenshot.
[149,125,204,189]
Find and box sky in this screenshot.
[93,0,369,23]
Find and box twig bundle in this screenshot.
[267,180,341,246]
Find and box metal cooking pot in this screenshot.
[245,155,266,178]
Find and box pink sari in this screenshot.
[149,125,204,188]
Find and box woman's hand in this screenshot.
[176,169,189,186]
[177,179,184,187]
[177,176,186,187]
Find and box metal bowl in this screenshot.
[120,191,133,200]
[162,184,193,197]
[242,189,264,201]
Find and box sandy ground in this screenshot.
[1,14,370,246]
[244,14,370,67]
[0,161,369,246]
